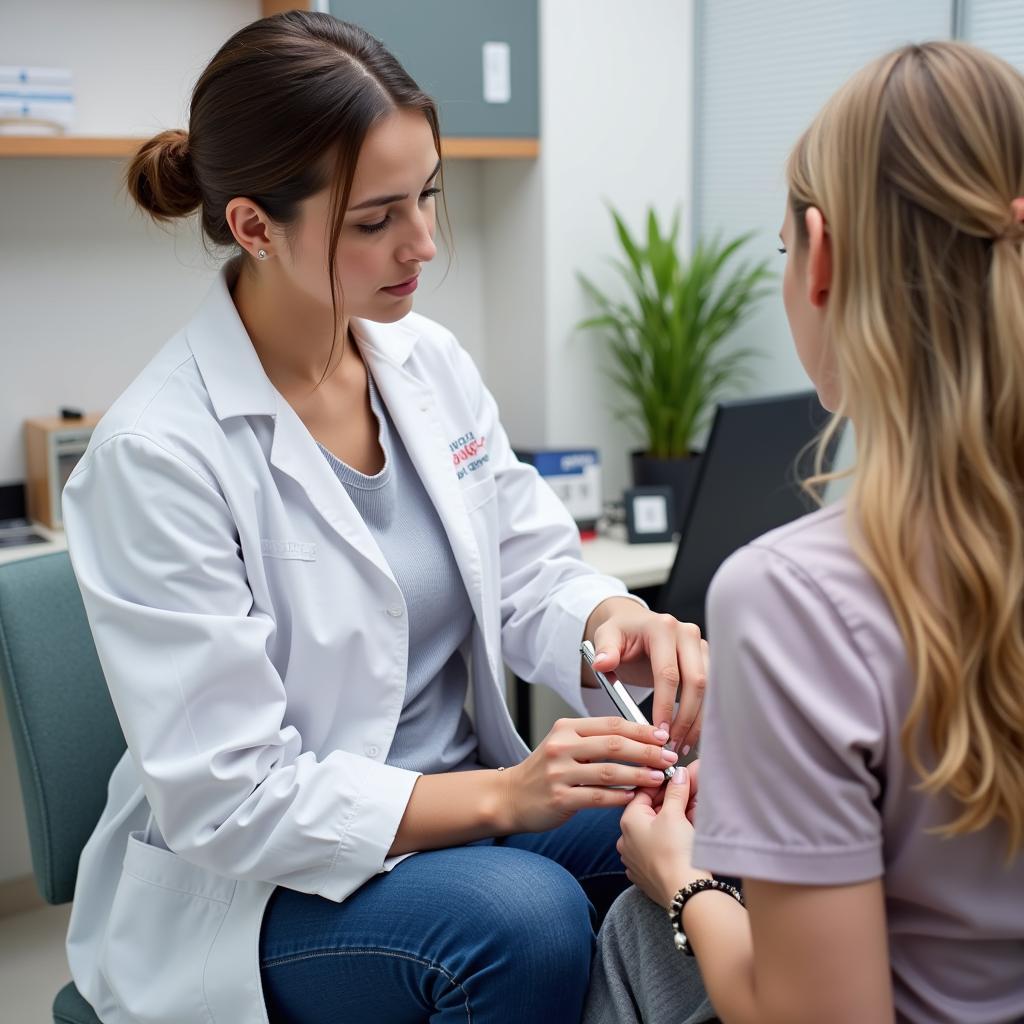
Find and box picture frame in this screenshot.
[623,485,675,544]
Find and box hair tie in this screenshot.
[997,198,1024,244]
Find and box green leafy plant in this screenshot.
[578,206,772,459]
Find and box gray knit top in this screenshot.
[318,375,480,775]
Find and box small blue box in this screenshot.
[515,448,602,528]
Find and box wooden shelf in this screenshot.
[442,137,539,159]
[0,136,139,158]
[0,135,539,160]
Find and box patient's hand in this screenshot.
[643,757,700,824]
[618,763,711,909]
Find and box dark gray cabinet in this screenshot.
[329,1,539,137]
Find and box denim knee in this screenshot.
[259,844,600,1024]
[447,848,595,985]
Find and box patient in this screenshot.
[584,40,1024,1024]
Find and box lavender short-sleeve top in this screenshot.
[693,502,1024,1024]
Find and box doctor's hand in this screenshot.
[500,716,679,834]
[584,598,709,756]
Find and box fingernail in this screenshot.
[665,740,678,752]
[648,769,666,783]
[682,745,691,757]
[659,722,670,733]
[662,748,678,764]
[672,765,687,784]
[593,652,610,664]
[653,728,670,742]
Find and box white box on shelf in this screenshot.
[0,100,75,132]
[0,72,75,132]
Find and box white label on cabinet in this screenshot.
[483,41,511,104]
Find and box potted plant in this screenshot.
[578,206,772,531]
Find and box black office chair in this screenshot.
[654,389,842,630]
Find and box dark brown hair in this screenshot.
[126,10,444,361]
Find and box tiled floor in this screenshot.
[0,903,72,1023]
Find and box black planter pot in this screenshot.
[630,450,701,534]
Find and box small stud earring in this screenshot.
[257,249,267,260]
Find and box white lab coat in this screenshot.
[61,265,635,1023]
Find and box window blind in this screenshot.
[958,0,1024,70]
[692,0,954,396]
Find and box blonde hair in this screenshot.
[789,42,1024,856]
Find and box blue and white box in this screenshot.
[0,67,75,133]
[516,448,603,528]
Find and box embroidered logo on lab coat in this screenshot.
[260,539,318,561]
[449,431,489,481]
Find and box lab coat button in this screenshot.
[386,606,403,618]
[366,744,380,757]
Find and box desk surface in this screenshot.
[0,525,678,590]
[0,525,66,567]
[579,531,677,590]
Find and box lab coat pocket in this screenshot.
[461,474,497,513]
[99,831,236,1024]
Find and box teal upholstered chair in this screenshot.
[0,551,124,1024]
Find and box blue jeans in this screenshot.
[259,807,629,1024]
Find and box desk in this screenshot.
[513,530,679,745]
[579,533,678,590]
[0,525,66,567]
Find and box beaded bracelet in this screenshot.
[668,878,745,956]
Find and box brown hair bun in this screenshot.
[125,128,201,222]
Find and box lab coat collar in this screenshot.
[185,262,421,423]
[185,262,277,421]
[349,314,420,369]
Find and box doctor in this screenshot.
[61,12,705,1024]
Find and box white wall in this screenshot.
[480,0,695,495]
[479,159,548,447]
[539,0,693,501]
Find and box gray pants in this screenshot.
[583,886,719,1024]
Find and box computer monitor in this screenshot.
[656,390,844,632]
